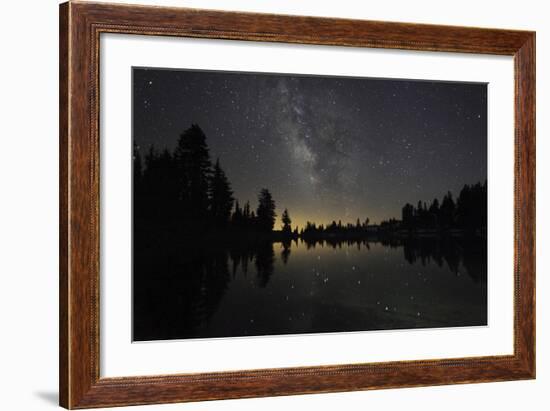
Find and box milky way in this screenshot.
[133,68,487,229]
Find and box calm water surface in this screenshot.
[133,238,487,341]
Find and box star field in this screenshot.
[133,67,487,229]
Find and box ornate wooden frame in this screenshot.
[59,1,535,408]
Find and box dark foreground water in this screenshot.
[133,237,487,341]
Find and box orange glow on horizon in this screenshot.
[274,211,381,231]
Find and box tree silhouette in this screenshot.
[439,191,456,229]
[209,159,234,228]
[256,188,276,233]
[428,198,440,228]
[243,201,255,231]
[281,208,292,235]
[402,203,414,229]
[384,182,486,233]
[456,182,487,231]
[138,146,178,228]
[173,124,211,227]
[243,201,251,219]
[232,200,243,227]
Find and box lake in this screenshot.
[133,236,487,341]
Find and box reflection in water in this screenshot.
[254,242,275,288]
[133,236,487,341]
[281,239,291,265]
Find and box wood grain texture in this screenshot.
[514,34,536,376]
[59,1,536,408]
[59,2,69,407]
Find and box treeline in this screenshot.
[380,181,487,232]
[300,218,372,238]
[134,124,283,237]
[134,124,486,240]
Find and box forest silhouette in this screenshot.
[133,124,487,340]
[134,124,487,244]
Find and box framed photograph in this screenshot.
[59,1,535,408]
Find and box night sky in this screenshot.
[133,67,487,229]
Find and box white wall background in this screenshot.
[0,0,546,410]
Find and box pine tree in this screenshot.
[402,203,414,229]
[428,198,440,228]
[281,208,292,235]
[256,188,276,232]
[440,191,456,229]
[232,200,242,227]
[209,159,234,228]
[173,124,211,226]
